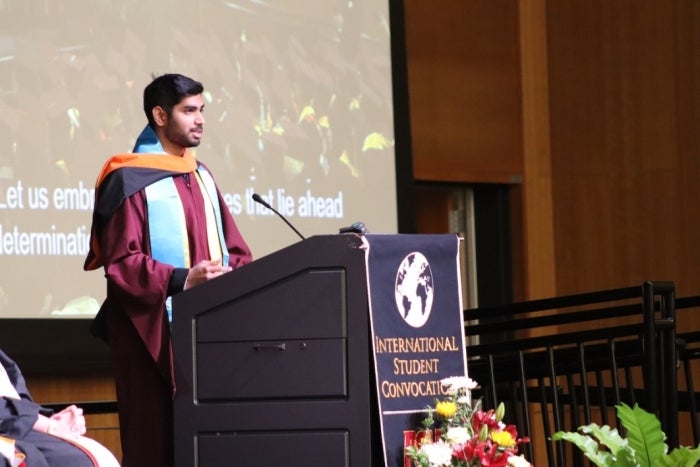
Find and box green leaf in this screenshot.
[616,403,667,467]
[655,445,700,467]
[552,431,614,467]
[553,423,638,467]
[579,424,633,457]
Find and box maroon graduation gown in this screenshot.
[92,171,251,467]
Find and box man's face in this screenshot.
[162,94,205,151]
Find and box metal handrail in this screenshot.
[464,281,679,466]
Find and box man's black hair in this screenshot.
[143,73,204,128]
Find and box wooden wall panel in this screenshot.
[404,0,524,183]
[517,0,557,301]
[413,185,454,233]
[674,0,700,302]
[547,0,700,298]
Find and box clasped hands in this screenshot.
[44,405,86,439]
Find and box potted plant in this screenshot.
[552,402,700,466]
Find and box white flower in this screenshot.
[419,440,453,467]
[445,426,470,444]
[440,376,478,395]
[457,395,471,405]
[508,454,532,467]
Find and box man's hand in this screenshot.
[47,405,86,439]
[184,259,232,290]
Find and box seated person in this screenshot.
[0,347,119,467]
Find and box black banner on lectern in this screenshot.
[363,234,468,467]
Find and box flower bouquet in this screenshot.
[405,376,533,467]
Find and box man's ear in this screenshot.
[152,106,168,127]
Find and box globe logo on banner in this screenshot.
[394,251,435,328]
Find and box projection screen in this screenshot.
[0,0,401,319]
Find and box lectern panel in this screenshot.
[198,430,350,467]
[196,269,347,342]
[197,338,347,400]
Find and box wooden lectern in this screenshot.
[172,234,383,466]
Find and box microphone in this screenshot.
[252,193,306,241]
[339,221,369,235]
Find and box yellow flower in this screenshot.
[491,430,516,447]
[435,401,457,419]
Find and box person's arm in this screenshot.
[0,350,44,439]
[0,350,84,440]
[0,397,42,439]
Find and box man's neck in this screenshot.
[158,139,186,157]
